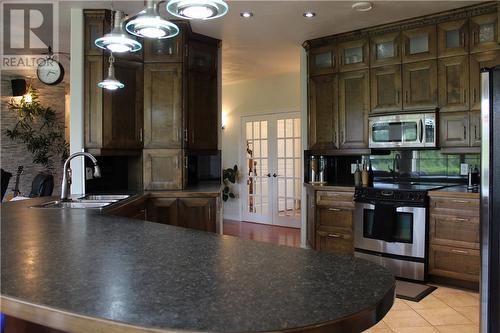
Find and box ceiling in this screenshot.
[59,1,485,84]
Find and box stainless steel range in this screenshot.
[353,183,446,281]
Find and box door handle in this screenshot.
[328,233,342,238]
[266,173,271,177]
[273,173,278,178]
[451,249,469,255]
[463,126,467,140]
[328,208,341,211]
[455,218,470,222]
[419,119,424,143]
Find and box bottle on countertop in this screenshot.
[368,159,374,186]
[472,165,480,187]
[354,160,362,187]
[467,165,474,190]
[361,162,369,187]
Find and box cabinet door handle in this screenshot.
[396,91,400,104]
[340,131,344,143]
[464,89,467,104]
[463,126,467,140]
[453,200,469,204]
[184,129,188,142]
[451,249,469,255]
[405,91,409,104]
[475,125,478,140]
[184,156,188,169]
[328,208,341,211]
[328,233,342,238]
[473,31,477,44]
[333,131,337,145]
[139,128,143,142]
[455,218,470,222]
[461,32,465,47]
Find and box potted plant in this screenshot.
[5,88,69,193]
[222,165,238,202]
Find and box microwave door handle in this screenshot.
[419,119,424,143]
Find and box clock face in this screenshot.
[37,58,64,85]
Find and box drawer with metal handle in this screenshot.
[430,197,479,216]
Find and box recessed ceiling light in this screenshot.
[352,1,373,12]
[240,11,253,18]
[303,11,316,18]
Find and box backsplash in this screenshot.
[369,150,480,181]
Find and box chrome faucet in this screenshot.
[61,152,101,201]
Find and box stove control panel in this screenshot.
[354,188,427,206]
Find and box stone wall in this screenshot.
[1,71,67,198]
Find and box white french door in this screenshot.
[241,113,301,228]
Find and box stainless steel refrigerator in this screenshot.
[480,68,500,333]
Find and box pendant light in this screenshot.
[95,10,142,53]
[166,0,228,20]
[125,0,179,39]
[98,54,124,90]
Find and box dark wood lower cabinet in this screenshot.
[316,228,354,256]
[429,244,480,282]
[178,198,216,232]
[146,198,178,225]
[146,196,217,232]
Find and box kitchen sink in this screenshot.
[78,194,130,201]
[31,201,113,209]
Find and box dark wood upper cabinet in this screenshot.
[144,33,184,63]
[370,65,402,113]
[84,56,144,151]
[309,45,337,76]
[438,55,469,112]
[178,197,216,232]
[308,74,338,149]
[84,10,110,56]
[370,32,401,67]
[470,50,500,110]
[470,13,500,53]
[437,19,469,58]
[186,40,219,150]
[439,111,470,147]
[143,149,184,190]
[402,60,438,110]
[402,25,437,63]
[339,70,369,149]
[143,63,183,149]
[338,39,369,72]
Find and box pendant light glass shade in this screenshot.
[98,55,124,90]
[125,0,179,39]
[166,0,228,20]
[95,11,142,53]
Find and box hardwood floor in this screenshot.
[223,220,301,248]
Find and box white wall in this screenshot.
[221,72,300,221]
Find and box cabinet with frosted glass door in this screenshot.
[338,38,369,72]
[402,25,437,63]
[470,13,500,53]
[309,45,337,76]
[437,19,469,58]
[370,31,401,67]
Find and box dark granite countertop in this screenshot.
[429,185,480,198]
[1,197,394,333]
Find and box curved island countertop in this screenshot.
[1,197,395,333]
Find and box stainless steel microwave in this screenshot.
[368,113,437,149]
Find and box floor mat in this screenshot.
[395,279,437,302]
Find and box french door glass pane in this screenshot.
[246,120,268,215]
[277,117,301,218]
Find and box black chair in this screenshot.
[1,169,12,201]
[29,173,54,197]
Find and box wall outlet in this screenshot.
[85,167,93,180]
[351,164,357,174]
[460,163,469,176]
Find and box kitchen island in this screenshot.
[1,197,395,333]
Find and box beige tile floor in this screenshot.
[364,285,480,333]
